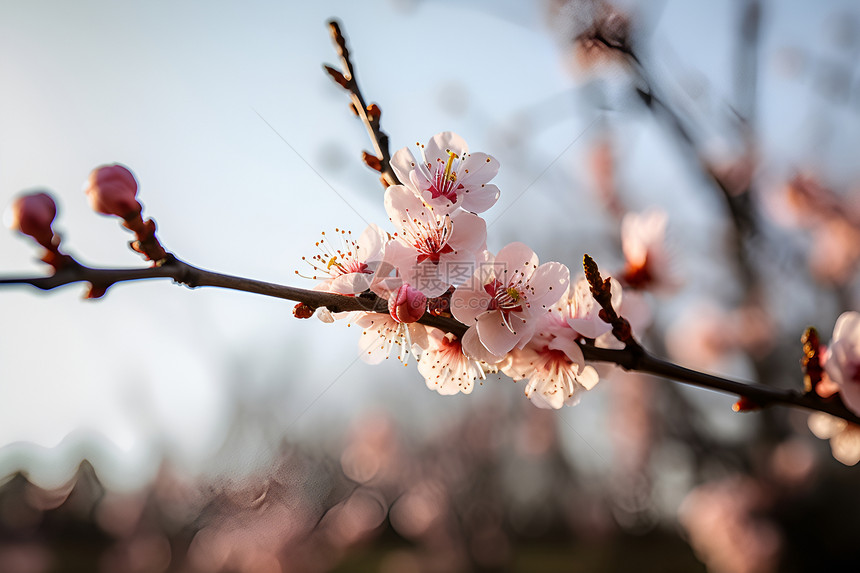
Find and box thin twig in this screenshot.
[325,20,399,188]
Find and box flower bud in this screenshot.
[8,191,57,249]
[293,302,315,319]
[84,164,141,220]
[388,283,426,323]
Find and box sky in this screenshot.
[0,0,857,490]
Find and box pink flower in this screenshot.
[383,185,486,297]
[354,313,428,365]
[824,311,860,415]
[503,327,599,409]
[417,330,486,396]
[391,132,500,213]
[451,242,570,360]
[558,276,616,340]
[298,225,387,295]
[84,164,142,220]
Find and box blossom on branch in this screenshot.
[298,225,387,295]
[383,184,486,297]
[354,313,428,365]
[451,242,570,361]
[499,278,610,409]
[417,329,487,396]
[504,327,599,409]
[391,132,500,214]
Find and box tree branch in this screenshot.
[2,257,856,424]
[325,20,399,188]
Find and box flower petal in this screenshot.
[476,311,529,356]
[424,132,469,166]
[460,183,500,214]
[494,242,539,285]
[391,147,420,191]
[527,262,570,310]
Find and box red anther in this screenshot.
[84,164,142,220]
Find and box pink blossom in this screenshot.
[559,276,616,340]
[354,313,428,365]
[298,225,387,295]
[451,242,570,360]
[384,185,486,297]
[493,276,619,408]
[417,330,486,395]
[503,326,599,409]
[824,311,860,415]
[391,132,500,214]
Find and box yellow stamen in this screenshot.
[326,255,342,270]
[506,287,520,301]
[443,151,458,182]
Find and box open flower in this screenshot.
[417,329,487,396]
[298,224,387,295]
[354,312,428,365]
[499,280,609,410]
[391,132,500,214]
[451,242,570,361]
[824,311,860,415]
[503,325,599,409]
[384,184,486,297]
[559,276,617,341]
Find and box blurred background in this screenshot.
[0,0,859,571]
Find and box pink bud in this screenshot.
[8,192,57,249]
[84,164,141,219]
[388,283,427,323]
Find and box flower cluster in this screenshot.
[300,132,623,409]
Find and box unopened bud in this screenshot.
[388,284,426,323]
[8,191,58,249]
[293,302,315,319]
[84,164,141,220]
